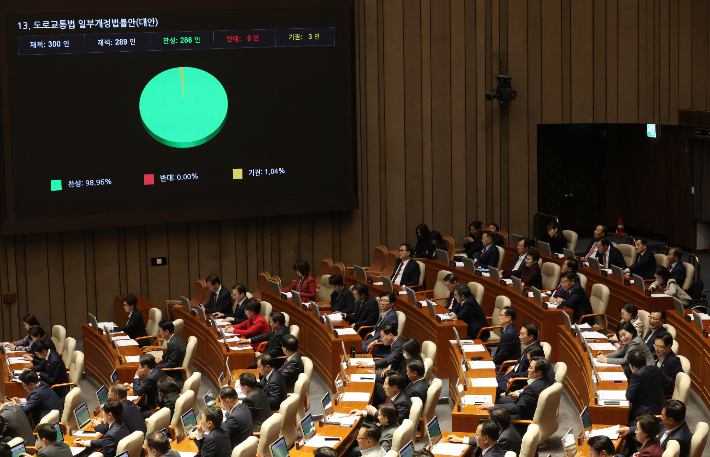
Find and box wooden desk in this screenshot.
[82,325,143,387]
[115,294,157,326]
[341,276,468,381]
[1,349,33,398]
[449,341,497,432]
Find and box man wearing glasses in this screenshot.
[654,332,683,395]
[390,243,420,288]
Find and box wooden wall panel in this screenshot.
[2,0,705,341]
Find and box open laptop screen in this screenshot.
[427,416,442,446]
[96,385,108,408]
[52,422,63,442]
[399,441,415,457]
[181,409,197,434]
[321,393,333,416]
[111,370,119,383]
[74,403,91,429]
[270,436,289,457]
[300,413,316,441]
[10,442,26,457]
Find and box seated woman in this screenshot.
[7,314,40,351]
[509,250,543,290]
[609,302,644,347]
[596,321,655,369]
[157,376,181,419]
[546,221,568,254]
[650,266,692,307]
[462,221,484,258]
[413,224,436,259]
[634,415,663,457]
[281,260,317,301]
[430,231,447,259]
[228,299,269,349]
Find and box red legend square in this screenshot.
[144,174,154,185]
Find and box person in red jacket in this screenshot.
[229,299,269,349]
[281,260,317,301]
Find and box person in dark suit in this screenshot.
[546,221,568,254]
[450,284,489,340]
[246,312,289,362]
[351,372,412,424]
[203,275,233,314]
[620,400,693,457]
[29,340,69,399]
[624,240,657,280]
[213,284,248,324]
[580,224,608,259]
[93,383,146,435]
[368,335,415,407]
[256,355,287,411]
[341,283,379,330]
[74,399,130,457]
[473,419,505,457]
[502,238,533,277]
[643,309,668,357]
[390,243,421,288]
[156,320,187,387]
[0,403,34,445]
[156,376,181,420]
[492,307,521,368]
[447,407,522,457]
[413,224,436,259]
[551,258,580,301]
[511,251,543,290]
[145,431,181,457]
[113,294,148,344]
[362,292,399,354]
[594,238,627,269]
[132,354,165,418]
[31,423,73,457]
[488,223,505,247]
[329,274,356,314]
[473,231,500,269]
[666,247,687,286]
[463,221,484,258]
[625,349,665,424]
[239,372,272,432]
[217,386,253,448]
[497,325,541,395]
[442,274,461,312]
[557,272,594,325]
[11,370,61,429]
[430,230,448,258]
[192,405,232,457]
[654,332,684,395]
[404,360,429,404]
[25,326,56,367]
[482,358,555,421]
[279,335,304,393]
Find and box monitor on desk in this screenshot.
[405,286,417,304]
[270,436,290,457]
[180,296,191,309]
[225,357,231,384]
[110,370,119,383]
[610,265,624,282]
[511,276,523,293]
[160,428,171,440]
[435,249,449,264]
[10,441,25,457]
[531,286,542,305]
[203,390,216,408]
[311,302,321,321]
[52,422,63,442]
[181,409,198,435]
[300,413,317,442]
[116,452,129,457]
[537,241,552,258]
[509,233,523,247]
[208,315,219,334]
[399,441,415,457]
[341,341,349,363]
[674,297,685,317]
[579,406,592,433]
[462,258,476,272]
[269,280,281,296]
[218,327,227,344]
[88,313,98,329]
[291,291,302,306]
[104,327,113,343]
[692,311,704,332]
[74,402,91,430]
[588,256,601,273]
[489,267,501,282]
[452,327,462,351]
[563,248,575,260]
[194,305,206,323]
[632,274,646,294]
[562,428,577,457]
[426,416,442,448]
[380,275,393,292]
[321,393,333,417]
[354,265,368,282]
[218,371,225,386]
[561,310,572,331]
[323,314,335,334]
[426,300,438,320]
[96,385,108,408]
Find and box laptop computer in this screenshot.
[632,274,646,294]
[321,393,333,417]
[311,302,321,321]
[563,248,575,260]
[579,406,592,434]
[52,422,63,442]
[588,256,601,273]
[405,286,417,304]
[110,369,119,383]
[354,265,368,282]
[561,310,572,331]
[96,385,109,408]
[74,402,91,430]
[300,413,317,443]
[218,371,226,386]
[380,275,394,292]
[425,300,438,320]
[180,296,191,309]
[323,314,335,334]
[270,436,289,457]
[399,441,415,457]
[208,315,219,333]
[435,249,449,264]
[203,390,216,408]
[10,441,26,457]
[610,265,624,282]
[291,291,302,306]
[116,452,129,457]
[88,313,98,329]
[692,311,704,332]
[341,341,349,362]
[427,416,443,448]
[537,241,552,258]
[225,356,231,384]
[674,297,685,317]
[562,428,577,457]
[194,305,206,323]
[452,327,462,350]
[462,258,476,272]
[181,409,198,435]
[511,276,523,293]
[268,280,281,296]
[489,267,501,282]
[531,286,542,305]
[508,234,523,247]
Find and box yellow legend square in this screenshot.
[233,169,243,179]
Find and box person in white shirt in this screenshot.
[354,423,387,457]
[390,243,420,288]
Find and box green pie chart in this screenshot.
[139,67,228,148]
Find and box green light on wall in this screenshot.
[647,124,657,138]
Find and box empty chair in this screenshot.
[468,282,485,307]
[232,436,259,457]
[672,372,691,405]
[116,431,144,457]
[554,362,567,384]
[61,387,82,432]
[318,275,333,302]
[423,358,434,382]
[289,325,300,341]
[363,246,393,276]
[292,373,309,422]
[62,337,76,368]
[421,340,437,362]
[377,250,399,278]
[256,413,282,457]
[278,394,300,448]
[136,308,162,346]
[421,379,443,439]
[189,279,206,308]
[581,284,610,329]
[407,397,423,444]
[655,254,669,269]
[663,440,680,457]
[331,262,346,277]
[518,423,541,457]
[513,382,563,444]
[683,262,695,289]
[616,244,637,267]
[540,342,552,360]
[51,325,66,355]
[182,372,201,416]
[679,355,691,375]
[562,231,578,251]
[690,423,709,457]
[315,258,333,289]
[170,391,195,439]
[541,263,561,291]
[255,272,271,300]
[391,419,414,452]
[496,246,505,270]
[145,408,171,439]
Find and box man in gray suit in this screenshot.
[145,431,181,457]
[156,321,187,387]
[0,403,34,444]
[28,424,72,457]
[239,372,271,432]
[192,405,231,457]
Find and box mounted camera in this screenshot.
[485,74,516,102]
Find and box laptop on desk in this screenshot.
[405,286,417,304]
[587,256,601,273]
[435,249,449,264]
[462,258,476,272]
[426,416,443,449]
[399,442,415,457]
[531,286,542,305]
[96,386,108,409]
[563,248,576,260]
[268,280,281,296]
[194,305,206,323]
[380,275,394,292]
[203,390,216,408]
[300,413,317,443]
[561,310,572,331]
[537,241,552,258]
[632,274,646,294]
[674,297,685,317]
[509,234,523,247]
[311,303,321,321]
[110,369,119,383]
[181,409,198,435]
[270,436,289,457]
[74,403,91,430]
[610,265,624,282]
[354,265,368,282]
[321,393,333,417]
[291,291,302,306]
[180,296,191,309]
[426,300,438,320]
[88,313,98,329]
[10,441,25,457]
[562,428,577,457]
[511,276,523,294]
[489,266,501,282]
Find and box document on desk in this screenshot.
[501,279,513,285]
[328,413,358,427]
[398,290,408,294]
[437,313,453,321]
[432,443,469,456]
[461,394,492,405]
[454,262,464,267]
[578,323,593,329]
[593,360,618,367]
[602,269,613,274]
[546,303,558,308]
[327,313,343,322]
[462,344,486,352]
[126,396,139,401]
[115,339,139,346]
[597,372,627,381]
[7,357,27,364]
[231,345,253,350]
[350,374,377,382]
[112,335,130,340]
[72,431,101,437]
[597,390,627,401]
[334,328,357,336]
[220,337,240,343]
[69,447,85,456]
[124,356,141,363]
[469,360,495,369]
[350,358,374,366]
[373,282,384,285]
[470,378,498,387]
[589,425,620,439]
[305,436,342,447]
[582,331,608,339]
[588,343,616,351]
[481,272,491,277]
[97,322,117,328]
[340,392,371,402]
[651,294,669,298]
[178,453,198,457]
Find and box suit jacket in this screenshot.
[251,326,289,359]
[374,336,405,370]
[38,441,73,457]
[447,292,461,313]
[503,252,530,276]
[643,327,664,357]
[492,325,521,366]
[659,421,692,457]
[379,424,398,452]
[668,262,687,286]
[282,276,317,301]
[242,388,272,431]
[32,336,57,367]
[511,263,542,290]
[367,309,399,342]
[331,289,356,314]
[607,337,656,367]
[345,294,379,329]
[133,367,164,411]
[629,250,657,280]
[195,427,232,457]
[279,352,304,393]
[499,426,522,456]
[222,404,253,448]
[658,350,684,395]
[372,391,411,423]
[595,246,627,269]
[497,376,555,421]
[32,350,69,399]
[113,309,148,341]
[205,286,233,314]
[457,295,489,341]
[464,234,483,258]
[95,399,146,435]
[158,392,180,419]
[1,404,35,445]
[225,298,248,324]
[474,245,499,269]
[232,313,270,342]
[413,240,436,259]
[626,365,665,421]
[390,259,420,288]
[492,234,504,247]
[403,377,429,404]
[548,234,568,254]
[581,238,602,258]
[552,273,581,299]
[504,341,542,379]
[559,284,594,325]
[259,370,287,410]
[638,440,663,457]
[479,444,505,457]
[89,420,131,457]
[22,381,62,428]
[159,335,186,385]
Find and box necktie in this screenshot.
[393,261,404,283]
[554,283,563,296]
[449,295,455,309]
[668,265,672,272]
[645,329,655,343]
[45,359,48,371]
[603,253,607,268]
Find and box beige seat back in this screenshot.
[541,263,561,291]
[147,308,162,339]
[318,275,333,302]
[182,372,201,416]
[637,310,650,337]
[690,422,709,457]
[485,296,509,341]
[589,284,610,327]
[61,387,82,431]
[518,423,541,457]
[408,397,423,444]
[663,324,677,339]
[433,270,454,299]
[416,261,426,285]
[256,413,282,457]
[683,263,695,289]
[421,341,437,362]
[672,372,691,405]
[385,452,399,457]
[52,325,66,355]
[35,410,60,445]
[232,436,259,457]
[289,325,300,341]
[117,431,144,457]
[302,357,313,411]
[89,453,103,457]
[468,282,485,306]
[679,355,690,373]
[292,373,309,422]
[616,244,637,267]
[504,452,516,457]
[578,273,587,292]
[562,231,578,251]
[172,319,184,338]
[424,357,434,382]
[554,362,568,384]
[171,391,195,438]
[655,254,669,269]
[496,246,505,270]
[530,382,563,442]
[391,419,414,452]
[69,351,84,387]
[663,440,680,457]
[396,311,407,337]
[282,312,290,327]
[260,301,273,318]
[183,336,197,377]
[62,337,76,368]
[541,342,552,360]
[673,340,679,354]
[145,407,171,439]
[422,379,443,428]
[278,394,301,448]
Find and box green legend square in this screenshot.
[50,180,62,191]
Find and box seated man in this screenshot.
[353,423,387,457]
[468,419,505,457]
[155,320,186,387]
[350,371,412,424]
[391,243,421,288]
[502,238,533,277]
[278,334,304,393]
[403,359,429,404]
[358,324,405,406]
[586,436,623,457]
[488,223,505,247]
[203,275,232,315]
[619,400,692,457]
[625,349,665,424]
[448,411,518,457]
[93,383,146,434]
[157,376,181,420]
[643,309,668,357]
[192,405,231,457]
[341,283,379,330]
[73,399,130,457]
[238,372,271,432]
[218,386,253,448]
[450,284,488,340]
[556,272,594,325]
[551,258,580,300]
[654,332,683,395]
[497,343,544,397]
[581,224,607,259]
[242,312,289,362]
[594,238,627,269]
[473,231,500,269]
[32,423,73,457]
[361,292,398,354]
[666,247,687,285]
[29,340,69,399]
[329,274,356,314]
[25,326,56,367]
[492,306,521,369]
[0,401,34,445]
[480,358,555,422]
[624,239,657,280]
[442,274,460,312]
[213,284,249,324]
[145,431,181,457]
[10,370,62,428]
[113,294,148,344]
[257,355,287,411]
[131,354,164,418]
